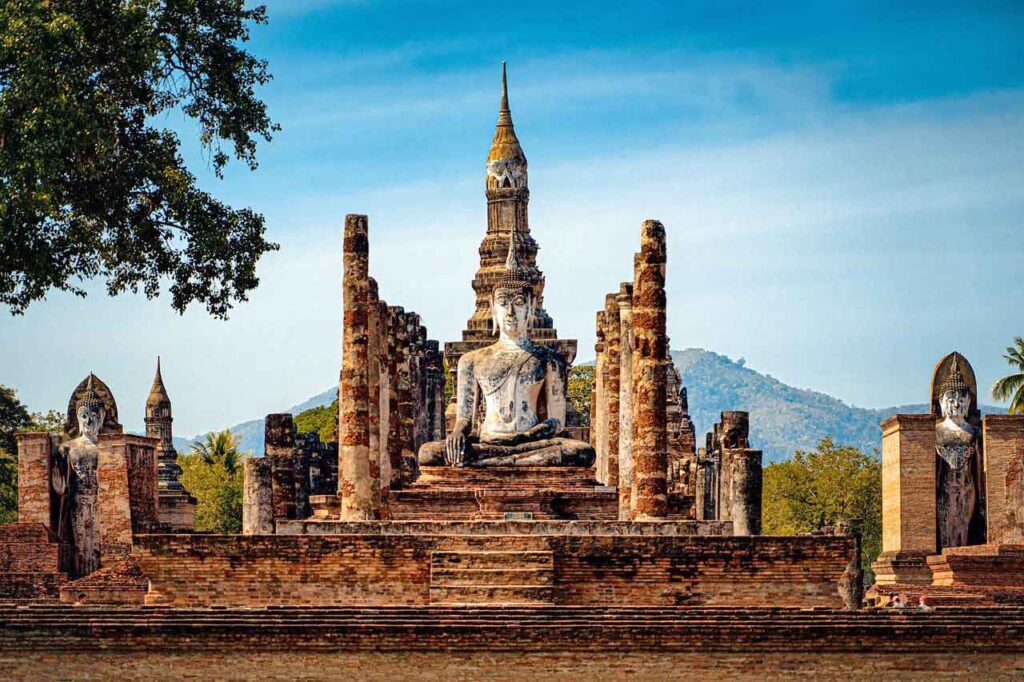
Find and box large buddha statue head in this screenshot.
[75,377,106,445]
[491,229,536,343]
[938,357,971,421]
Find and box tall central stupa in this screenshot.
[443,63,578,427]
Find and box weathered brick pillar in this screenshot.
[412,323,430,452]
[425,340,445,443]
[366,278,383,508]
[386,306,404,488]
[292,435,311,520]
[15,432,55,528]
[694,448,707,520]
[982,415,1024,545]
[397,312,418,485]
[603,294,621,490]
[616,283,634,520]
[630,220,669,520]
[666,360,683,490]
[873,414,937,585]
[729,449,763,535]
[593,312,608,483]
[96,434,135,565]
[338,214,381,520]
[376,299,392,508]
[242,457,274,535]
[679,386,697,496]
[266,413,297,521]
[838,519,864,610]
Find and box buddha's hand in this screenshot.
[445,420,470,466]
[526,419,558,440]
[51,457,67,497]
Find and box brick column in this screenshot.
[603,294,621,490]
[397,311,418,486]
[243,457,274,535]
[630,220,669,520]
[265,413,297,521]
[376,300,392,508]
[15,431,55,528]
[338,214,383,519]
[729,449,763,535]
[873,414,936,585]
[96,434,134,565]
[593,312,607,483]
[983,415,1024,545]
[694,448,707,520]
[616,283,634,520]
[366,278,383,512]
[386,306,404,488]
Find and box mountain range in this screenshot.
[177,348,1005,463]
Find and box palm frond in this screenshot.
[993,373,1024,402]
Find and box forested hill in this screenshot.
[183,349,1003,463]
[672,348,1004,462]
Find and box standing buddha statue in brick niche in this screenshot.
[934,356,983,549]
[52,375,109,577]
[418,231,594,467]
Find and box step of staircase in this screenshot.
[429,549,555,605]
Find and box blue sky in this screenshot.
[3,1,1023,438]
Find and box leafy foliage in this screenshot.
[992,336,1024,415]
[568,365,593,428]
[294,400,338,442]
[762,437,882,581]
[0,384,32,455]
[179,429,245,533]
[0,0,278,317]
[25,409,64,434]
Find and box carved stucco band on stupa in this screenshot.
[630,220,670,520]
[444,62,577,430]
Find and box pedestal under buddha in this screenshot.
[418,235,594,467]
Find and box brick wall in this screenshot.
[135,531,853,608]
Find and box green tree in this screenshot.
[992,336,1024,415]
[25,409,65,435]
[0,385,32,522]
[1,1,278,318]
[762,437,882,581]
[568,365,594,428]
[294,400,338,443]
[179,429,245,533]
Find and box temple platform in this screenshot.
[5,605,1024,679]
[388,466,693,521]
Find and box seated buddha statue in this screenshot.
[418,233,594,467]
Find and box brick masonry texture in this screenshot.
[133,531,853,608]
[5,606,1024,680]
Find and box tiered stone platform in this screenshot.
[869,544,1024,607]
[135,521,854,609]
[390,466,692,520]
[4,606,1024,678]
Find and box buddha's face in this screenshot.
[940,388,970,420]
[76,405,104,444]
[493,287,533,341]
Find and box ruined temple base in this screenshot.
[58,557,148,606]
[387,466,692,521]
[0,523,66,603]
[5,606,1024,680]
[868,544,1024,607]
[157,489,197,532]
[871,550,933,586]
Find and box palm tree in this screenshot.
[190,429,242,475]
[992,337,1024,415]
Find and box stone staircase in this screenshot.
[429,536,554,605]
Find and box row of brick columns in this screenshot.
[694,411,763,536]
[591,221,670,520]
[338,215,446,520]
[244,214,445,532]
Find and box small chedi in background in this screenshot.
[870,351,1024,605]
